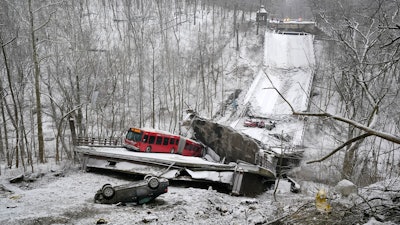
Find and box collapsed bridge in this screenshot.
[75,143,276,196]
[75,18,315,196]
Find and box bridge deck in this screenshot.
[76,146,234,170]
[75,146,276,195]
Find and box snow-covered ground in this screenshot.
[0,165,302,225]
[1,165,398,224]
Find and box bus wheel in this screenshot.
[170,148,175,154]
[145,146,151,152]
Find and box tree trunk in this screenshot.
[29,0,45,163]
[151,40,155,128]
[193,0,197,25]
[0,32,21,168]
[46,67,60,162]
[75,73,84,136]
[1,100,10,168]
[233,4,237,37]
[0,38,8,167]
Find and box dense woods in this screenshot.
[0,0,254,170]
[0,0,399,190]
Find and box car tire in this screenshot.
[145,146,151,152]
[147,177,160,189]
[102,184,115,199]
[102,183,111,190]
[170,148,175,154]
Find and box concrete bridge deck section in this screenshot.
[245,31,315,115]
[75,146,276,195]
[237,31,316,147]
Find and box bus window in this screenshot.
[126,131,134,140]
[184,143,190,150]
[142,134,149,143]
[163,137,169,145]
[169,138,175,145]
[156,136,162,145]
[149,136,155,144]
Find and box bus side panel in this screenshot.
[147,135,169,153]
[136,133,147,152]
[182,141,203,157]
[154,136,163,152]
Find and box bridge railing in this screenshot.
[75,136,123,147]
[255,150,277,173]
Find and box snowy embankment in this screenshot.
[1,168,398,224]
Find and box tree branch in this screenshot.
[382,36,400,48]
[293,111,400,145]
[261,69,296,112]
[1,35,17,48]
[34,10,56,33]
[306,133,373,164]
[262,67,400,145]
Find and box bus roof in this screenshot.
[129,127,178,136]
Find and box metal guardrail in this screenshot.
[75,137,123,147]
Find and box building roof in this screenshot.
[258,5,267,14]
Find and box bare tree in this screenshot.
[277,0,400,183]
[28,0,57,163]
[0,34,20,168]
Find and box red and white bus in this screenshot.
[123,128,204,157]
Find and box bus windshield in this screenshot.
[126,129,142,142]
